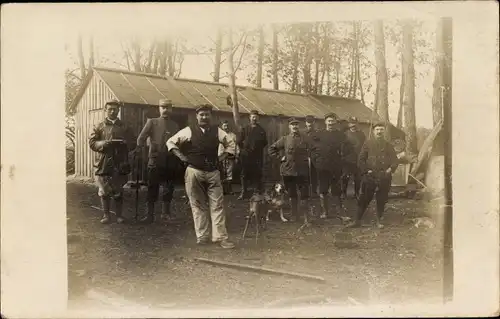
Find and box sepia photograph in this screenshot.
[65,11,451,311]
[1,2,499,318]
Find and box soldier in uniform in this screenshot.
[237,110,268,200]
[136,99,180,224]
[346,123,399,229]
[268,118,314,222]
[218,120,238,195]
[167,104,236,249]
[341,116,366,199]
[89,99,135,224]
[311,113,352,221]
[304,115,319,197]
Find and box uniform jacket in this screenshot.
[89,118,134,176]
[311,129,352,172]
[344,129,366,164]
[137,117,179,168]
[238,124,268,165]
[268,132,313,177]
[358,137,399,181]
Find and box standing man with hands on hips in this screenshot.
[167,104,236,249]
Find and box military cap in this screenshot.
[220,119,229,125]
[324,112,338,120]
[288,117,300,124]
[105,99,121,107]
[348,116,359,123]
[159,99,173,107]
[305,115,316,123]
[249,110,260,116]
[371,122,386,129]
[195,104,213,113]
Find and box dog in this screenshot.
[241,183,288,242]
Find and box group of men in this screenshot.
[89,98,399,249]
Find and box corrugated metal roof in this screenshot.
[89,66,378,123]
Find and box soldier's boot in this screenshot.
[100,197,112,224]
[227,181,233,195]
[346,205,365,228]
[160,201,172,222]
[139,202,155,224]
[319,194,328,219]
[114,198,126,224]
[301,199,314,225]
[289,198,299,223]
[237,178,247,200]
[375,203,385,229]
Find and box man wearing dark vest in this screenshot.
[304,115,319,197]
[237,110,268,200]
[89,99,135,224]
[311,113,352,222]
[346,123,399,229]
[269,117,315,222]
[167,104,236,249]
[341,116,366,199]
[136,99,180,224]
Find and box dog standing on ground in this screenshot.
[242,183,288,242]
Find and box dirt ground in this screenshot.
[66,178,444,310]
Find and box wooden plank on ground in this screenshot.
[193,257,327,283]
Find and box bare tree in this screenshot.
[77,34,86,78]
[226,28,249,130]
[402,21,418,155]
[89,35,95,68]
[431,19,445,126]
[373,20,390,136]
[213,29,223,82]
[255,25,265,88]
[271,24,279,90]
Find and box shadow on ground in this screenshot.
[67,179,444,310]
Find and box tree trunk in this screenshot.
[432,19,445,126]
[347,50,355,98]
[213,29,223,82]
[77,34,86,78]
[373,20,390,138]
[144,41,155,73]
[159,41,168,76]
[256,25,265,88]
[88,35,95,68]
[167,40,175,77]
[351,21,359,99]
[402,22,418,155]
[272,24,279,90]
[153,42,161,74]
[356,54,365,105]
[132,39,141,72]
[397,52,405,129]
[291,45,299,92]
[227,28,241,130]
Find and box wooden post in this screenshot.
[441,17,453,303]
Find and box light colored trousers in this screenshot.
[184,166,229,242]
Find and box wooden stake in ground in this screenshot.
[194,257,326,283]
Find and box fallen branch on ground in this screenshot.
[193,257,327,283]
[91,205,116,215]
[266,294,328,307]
